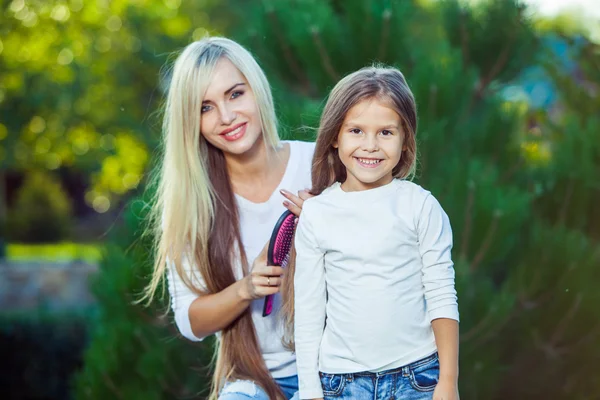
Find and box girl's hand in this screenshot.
[281,188,313,217]
[238,241,283,301]
[433,379,459,400]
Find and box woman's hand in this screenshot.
[238,241,283,301]
[280,188,313,217]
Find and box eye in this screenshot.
[350,128,362,134]
[380,130,393,136]
[201,104,212,113]
[231,90,244,99]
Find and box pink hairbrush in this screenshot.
[262,210,296,317]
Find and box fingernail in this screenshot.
[280,189,288,195]
[283,201,290,207]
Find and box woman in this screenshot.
[144,37,314,400]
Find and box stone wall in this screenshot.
[0,261,98,312]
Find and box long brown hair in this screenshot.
[205,144,285,400]
[144,37,285,400]
[281,65,418,347]
[312,65,418,195]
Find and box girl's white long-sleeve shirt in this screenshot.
[166,140,315,379]
[293,179,459,399]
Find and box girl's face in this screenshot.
[334,98,406,192]
[200,58,262,156]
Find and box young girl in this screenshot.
[144,37,314,400]
[292,66,460,400]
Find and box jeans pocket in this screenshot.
[319,373,347,397]
[409,356,440,392]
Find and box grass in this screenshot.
[5,242,104,263]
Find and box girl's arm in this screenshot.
[168,242,282,340]
[432,318,459,394]
[294,205,327,400]
[417,193,460,394]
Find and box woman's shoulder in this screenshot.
[286,140,315,157]
[281,140,314,189]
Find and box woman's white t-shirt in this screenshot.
[166,140,315,379]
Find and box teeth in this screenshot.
[357,158,381,165]
[225,125,243,136]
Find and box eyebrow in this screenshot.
[202,82,246,104]
[224,82,245,95]
[342,122,401,130]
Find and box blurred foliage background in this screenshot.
[1,0,599,399]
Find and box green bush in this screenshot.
[74,197,214,400]
[7,171,73,243]
[0,310,92,399]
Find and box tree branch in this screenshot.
[459,9,470,69]
[311,26,339,82]
[377,9,392,61]
[471,210,501,271]
[459,181,475,263]
[266,9,311,93]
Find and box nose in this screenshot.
[361,133,379,152]
[219,104,236,125]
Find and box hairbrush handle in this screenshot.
[262,210,296,317]
[262,294,275,317]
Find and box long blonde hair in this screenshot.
[144,37,285,400]
[281,65,418,348]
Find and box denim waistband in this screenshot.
[352,352,439,378]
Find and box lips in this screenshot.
[220,122,247,142]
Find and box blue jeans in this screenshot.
[320,353,440,400]
[219,375,299,399]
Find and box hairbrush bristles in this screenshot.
[271,216,295,265]
[263,211,296,317]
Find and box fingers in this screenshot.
[244,263,284,299]
[251,275,283,288]
[250,272,282,298]
[283,200,302,216]
[280,189,302,204]
[252,247,283,278]
[251,266,283,290]
[281,188,313,217]
[298,189,314,201]
[253,265,284,277]
[255,286,280,297]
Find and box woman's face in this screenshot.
[200,58,262,156]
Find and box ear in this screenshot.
[332,140,339,149]
[402,144,407,151]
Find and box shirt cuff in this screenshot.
[299,374,323,399]
[174,299,206,342]
[428,305,460,323]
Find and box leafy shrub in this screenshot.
[0,310,92,400]
[7,171,73,243]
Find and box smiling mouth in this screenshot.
[354,157,383,167]
[221,122,246,137]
